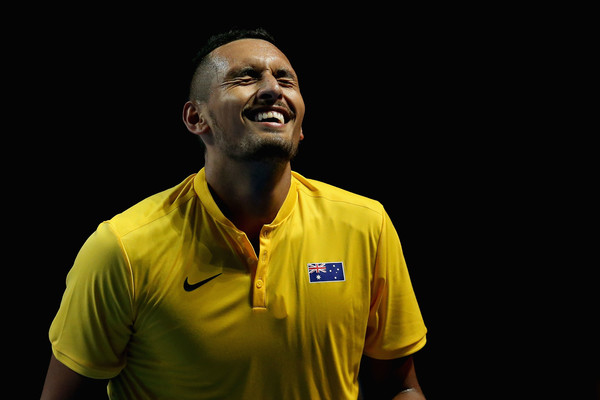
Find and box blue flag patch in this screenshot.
[307,262,345,283]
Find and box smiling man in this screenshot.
[42,28,428,399]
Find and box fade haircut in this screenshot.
[188,28,277,101]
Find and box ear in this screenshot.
[182,101,210,136]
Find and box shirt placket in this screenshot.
[227,225,273,310]
[252,226,273,310]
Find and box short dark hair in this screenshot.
[188,28,277,100]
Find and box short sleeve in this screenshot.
[49,222,134,379]
[363,210,427,360]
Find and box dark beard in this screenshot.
[217,131,300,163]
[234,136,300,162]
[208,110,301,163]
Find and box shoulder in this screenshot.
[108,174,198,238]
[292,171,385,218]
[291,171,387,238]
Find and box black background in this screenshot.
[6,5,597,399]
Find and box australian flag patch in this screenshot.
[307,262,345,283]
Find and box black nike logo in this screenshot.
[183,273,222,292]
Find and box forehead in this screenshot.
[209,38,295,75]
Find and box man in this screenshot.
[42,28,428,399]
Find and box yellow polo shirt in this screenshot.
[49,169,427,399]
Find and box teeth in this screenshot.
[255,111,284,124]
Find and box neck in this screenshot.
[204,157,292,241]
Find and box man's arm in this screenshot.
[359,355,426,399]
[41,354,108,400]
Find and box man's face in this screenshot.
[200,39,305,162]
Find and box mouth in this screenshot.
[243,106,293,125]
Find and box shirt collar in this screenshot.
[193,167,298,230]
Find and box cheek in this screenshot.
[208,94,246,127]
[291,93,306,123]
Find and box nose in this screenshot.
[256,73,283,102]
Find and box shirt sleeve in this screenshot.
[49,222,134,379]
[363,209,427,360]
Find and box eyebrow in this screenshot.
[273,68,297,80]
[226,66,259,79]
[225,65,297,81]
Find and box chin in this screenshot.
[235,136,299,162]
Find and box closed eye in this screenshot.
[221,67,261,86]
[277,77,297,87]
[222,66,298,87]
[236,76,258,85]
[274,69,298,87]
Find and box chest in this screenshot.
[128,222,377,368]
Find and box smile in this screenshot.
[255,111,284,124]
[243,106,292,125]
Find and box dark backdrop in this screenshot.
[9,6,596,399]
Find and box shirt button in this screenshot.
[255,279,264,288]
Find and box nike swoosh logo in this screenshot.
[183,273,222,292]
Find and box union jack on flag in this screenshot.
[308,263,327,274]
[307,262,345,283]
